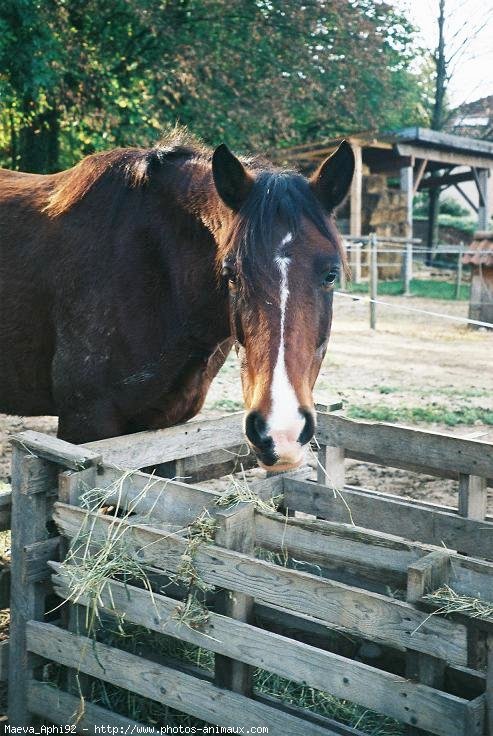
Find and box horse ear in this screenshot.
[310,140,355,212]
[212,144,253,211]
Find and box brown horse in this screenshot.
[0,131,353,470]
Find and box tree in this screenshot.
[425,0,493,259]
[0,0,433,173]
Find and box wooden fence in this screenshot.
[5,409,493,735]
[0,488,10,684]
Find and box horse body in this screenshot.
[0,133,354,467]
[0,152,232,442]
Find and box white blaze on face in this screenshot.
[267,233,305,465]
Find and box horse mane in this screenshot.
[219,170,348,291]
[44,130,348,280]
[44,128,208,218]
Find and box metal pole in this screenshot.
[455,241,464,300]
[370,233,377,330]
[477,169,490,230]
[340,241,347,290]
[403,240,413,296]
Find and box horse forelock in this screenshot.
[218,170,346,293]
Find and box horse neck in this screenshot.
[171,158,229,245]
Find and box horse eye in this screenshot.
[221,266,237,285]
[321,269,338,289]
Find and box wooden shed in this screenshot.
[463,231,493,327]
[273,127,493,242]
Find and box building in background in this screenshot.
[443,96,493,220]
[448,95,493,140]
[464,231,493,328]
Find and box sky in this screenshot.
[393,0,493,108]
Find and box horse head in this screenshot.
[212,142,354,470]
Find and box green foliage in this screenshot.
[413,191,429,217]
[0,0,433,172]
[437,213,476,235]
[439,197,470,217]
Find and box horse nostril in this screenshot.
[245,410,268,448]
[298,408,315,446]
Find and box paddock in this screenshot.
[2,407,492,735]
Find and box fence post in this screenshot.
[455,242,464,300]
[59,466,98,696]
[487,634,493,736]
[369,233,378,330]
[214,503,255,695]
[458,470,489,672]
[405,552,449,736]
[8,448,56,726]
[403,240,413,296]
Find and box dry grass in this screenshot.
[59,470,171,633]
[52,467,406,734]
[215,469,280,513]
[423,585,493,621]
[172,592,210,631]
[168,509,217,595]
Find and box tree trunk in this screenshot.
[427,0,446,257]
[432,0,446,131]
[9,112,17,169]
[426,188,440,265]
[18,105,60,174]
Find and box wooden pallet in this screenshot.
[5,408,493,735]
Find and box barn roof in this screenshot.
[463,231,493,267]
[272,126,493,172]
[394,127,493,157]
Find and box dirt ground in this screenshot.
[1,293,492,512]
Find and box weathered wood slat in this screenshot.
[316,413,493,480]
[7,452,58,496]
[174,443,256,483]
[0,563,10,609]
[28,680,160,733]
[255,693,368,736]
[255,511,425,588]
[84,405,342,471]
[52,565,481,736]
[214,503,255,695]
[341,483,493,525]
[458,474,488,520]
[0,639,8,682]
[11,430,101,470]
[53,504,468,664]
[80,464,298,527]
[448,557,493,602]
[0,489,11,531]
[406,552,448,735]
[487,634,493,736]
[23,537,60,584]
[26,621,341,736]
[257,509,493,599]
[407,551,451,604]
[284,478,493,561]
[344,450,493,488]
[85,412,246,469]
[8,451,51,726]
[91,465,222,526]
